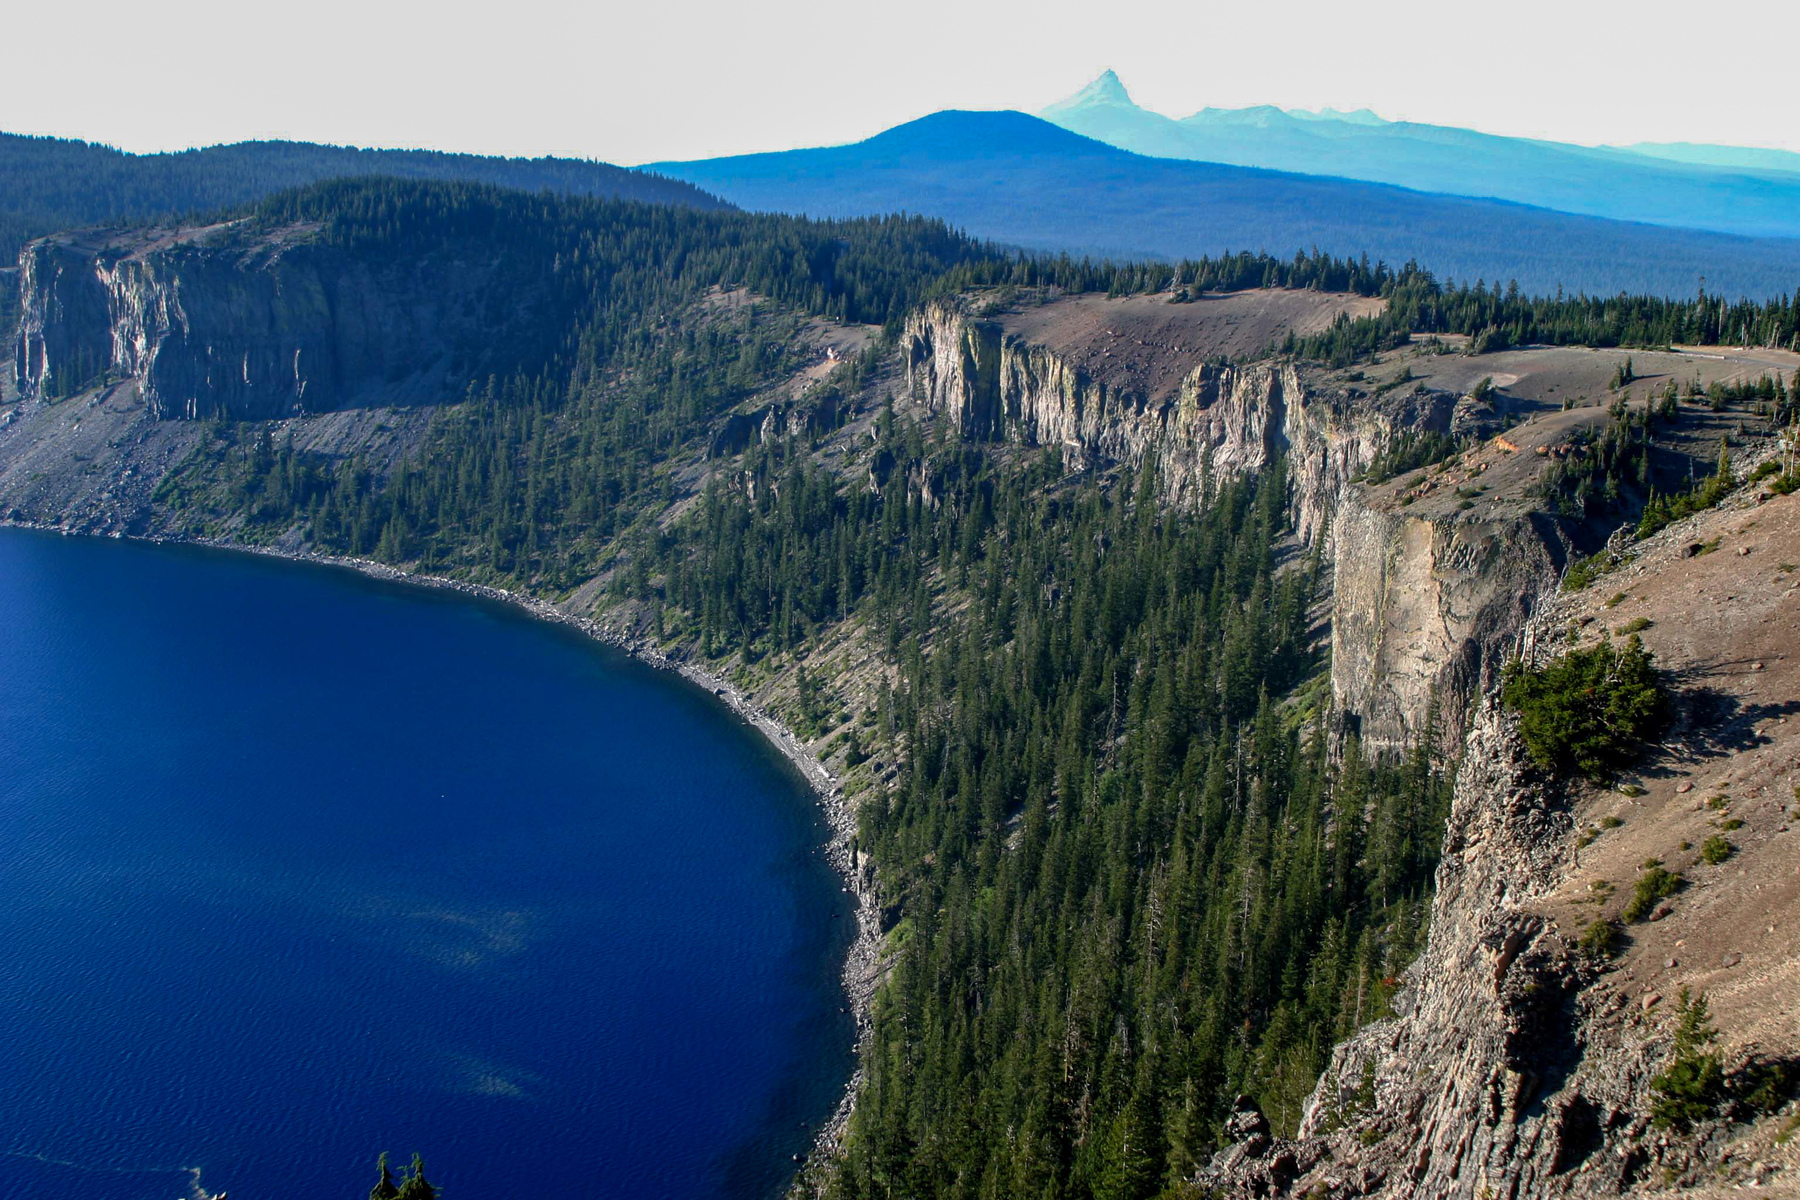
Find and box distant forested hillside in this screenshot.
[652,110,1800,300]
[0,132,728,260]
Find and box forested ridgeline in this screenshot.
[13,170,1799,405]
[1283,274,1800,367]
[0,130,727,261]
[251,179,987,332]
[935,252,1800,364]
[23,178,998,407]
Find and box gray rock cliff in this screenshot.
[900,296,1554,750]
[14,222,560,419]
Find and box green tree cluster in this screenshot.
[1500,635,1666,782]
[1636,440,1736,538]
[367,1152,435,1200]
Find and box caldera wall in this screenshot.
[14,224,561,420]
[901,295,1560,751]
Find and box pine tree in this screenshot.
[369,1153,400,1200]
[394,1154,436,1200]
[1651,989,1723,1130]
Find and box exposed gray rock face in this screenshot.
[14,241,114,399]
[901,297,1316,514]
[901,296,1546,751]
[1196,611,1775,1198]
[1329,506,1564,753]
[1232,707,1654,1197]
[710,391,842,458]
[1296,687,1612,1196]
[14,223,557,420]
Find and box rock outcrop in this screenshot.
[1195,672,1647,1199]
[902,297,1316,512]
[1203,470,1800,1197]
[1329,505,1566,752]
[710,390,842,458]
[902,296,1547,749]
[14,240,115,401]
[14,222,566,420]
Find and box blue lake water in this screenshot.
[0,529,854,1200]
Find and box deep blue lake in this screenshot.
[0,529,854,1200]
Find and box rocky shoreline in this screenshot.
[0,517,880,1182]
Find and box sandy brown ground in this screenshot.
[777,317,879,400]
[1537,480,1800,1195]
[1396,343,1799,411]
[995,288,1385,402]
[1339,343,1800,525]
[1551,483,1799,1049]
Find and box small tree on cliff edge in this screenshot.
[369,1153,434,1200]
[1501,634,1666,782]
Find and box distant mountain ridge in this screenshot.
[1037,71,1800,241]
[650,109,1800,299]
[0,132,729,260]
[1618,140,1800,175]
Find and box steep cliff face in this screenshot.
[902,296,1386,533]
[14,223,561,419]
[14,239,115,399]
[1309,686,1616,1193]
[1201,680,1626,1199]
[901,295,1546,748]
[902,297,1310,503]
[1206,477,1800,1199]
[1329,504,1566,752]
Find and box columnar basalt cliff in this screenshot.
[14,239,115,398]
[902,297,1322,510]
[1329,504,1566,752]
[901,295,1550,750]
[14,224,564,419]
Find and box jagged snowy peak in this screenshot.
[1039,68,1134,115]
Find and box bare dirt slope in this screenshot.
[1551,483,1800,1076]
[0,382,436,536]
[0,383,202,532]
[1329,343,1800,526]
[1514,477,1800,1198]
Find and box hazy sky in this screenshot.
[8,0,1799,163]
